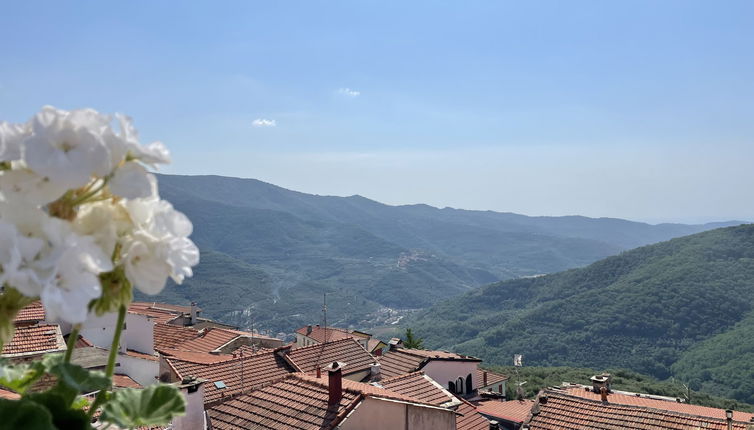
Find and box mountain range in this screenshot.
[142,174,741,337]
[409,224,754,403]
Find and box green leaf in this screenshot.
[25,391,90,430]
[0,360,46,394]
[0,398,55,430]
[49,363,109,402]
[101,384,186,428]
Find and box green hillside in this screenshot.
[145,174,741,337]
[410,224,754,402]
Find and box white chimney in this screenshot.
[172,378,206,430]
[190,302,198,325]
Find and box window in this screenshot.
[466,373,473,393]
[456,377,464,394]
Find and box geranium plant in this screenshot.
[0,106,199,429]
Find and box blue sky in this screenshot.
[1,1,753,223]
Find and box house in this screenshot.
[380,371,491,430]
[206,363,458,429]
[378,346,483,398]
[295,324,386,354]
[523,388,754,430]
[284,337,378,382]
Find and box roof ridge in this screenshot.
[543,389,752,425]
[380,370,426,383]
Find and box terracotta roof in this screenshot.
[295,325,363,344]
[366,338,385,353]
[478,369,509,387]
[456,399,492,430]
[74,335,93,348]
[13,301,45,324]
[128,302,182,324]
[124,349,158,361]
[376,349,427,378]
[561,385,754,423]
[392,347,482,362]
[527,390,752,430]
[206,374,362,430]
[131,302,200,314]
[207,372,445,430]
[0,388,20,400]
[379,371,457,406]
[112,374,142,389]
[166,349,295,403]
[285,338,375,376]
[477,399,534,423]
[1,324,66,357]
[159,349,236,365]
[178,327,241,353]
[153,323,200,352]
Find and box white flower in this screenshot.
[41,234,112,324]
[73,201,133,258]
[23,106,112,189]
[0,121,29,162]
[0,221,44,295]
[122,198,198,294]
[109,162,155,199]
[0,167,69,205]
[116,114,170,166]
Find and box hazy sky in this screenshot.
[1,1,752,223]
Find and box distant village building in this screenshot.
[295,324,387,354]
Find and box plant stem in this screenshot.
[87,304,126,419]
[64,325,81,363]
[70,179,107,206]
[106,304,126,378]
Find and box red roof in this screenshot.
[562,385,754,423]
[128,303,182,324]
[124,349,158,361]
[178,327,241,353]
[166,349,295,403]
[477,399,534,423]
[153,323,200,352]
[456,399,492,430]
[131,302,200,314]
[159,349,236,365]
[478,368,508,387]
[380,371,456,406]
[377,349,427,378]
[1,324,65,357]
[295,325,367,344]
[285,338,375,376]
[392,347,481,362]
[0,388,20,400]
[112,374,142,389]
[207,372,442,430]
[527,390,752,430]
[13,301,45,324]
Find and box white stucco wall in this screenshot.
[340,397,455,430]
[173,383,207,430]
[118,354,159,387]
[423,361,479,394]
[80,312,155,355]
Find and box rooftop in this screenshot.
[1,324,66,357]
[13,301,45,324]
[477,399,534,423]
[152,323,200,352]
[561,384,754,423]
[112,374,142,389]
[478,368,508,387]
[526,390,753,430]
[379,371,457,407]
[166,348,295,403]
[456,399,493,430]
[295,325,369,344]
[376,349,427,378]
[285,337,375,376]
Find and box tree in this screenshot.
[404,328,424,349]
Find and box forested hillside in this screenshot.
[141,174,740,336]
[410,224,754,402]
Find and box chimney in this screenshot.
[489,421,500,430]
[483,371,488,387]
[600,386,608,402]
[726,409,733,430]
[370,363,381,380]
[590,373,611,394]
[326,361,344,407]
[306,325,313,335]
[172,377,205,430]
[190,302,198,325]
[316,367,321,378]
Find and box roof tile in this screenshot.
[285,338,375,376]
[1,324,65,357]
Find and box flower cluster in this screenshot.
[0,106,199,326]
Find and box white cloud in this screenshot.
[252,118,276,128]
[337,88,361,97]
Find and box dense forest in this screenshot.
[411,224,754,403]
[139,174,736,334]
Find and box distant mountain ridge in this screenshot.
[145,174,743,336]
[409,224,754,403]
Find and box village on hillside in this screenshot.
[4,300,754,430]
